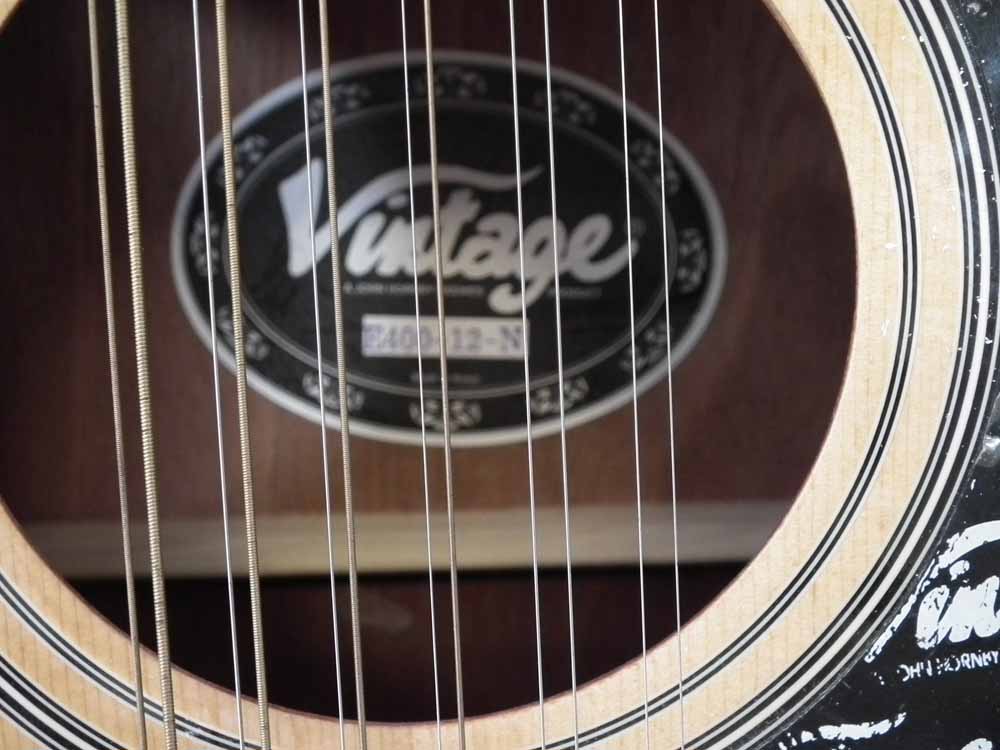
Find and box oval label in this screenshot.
[172,52,726,447]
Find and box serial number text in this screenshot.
[361,315,527,361]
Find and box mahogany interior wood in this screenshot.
[0,0,854,522]
[73,564,743,721]
[0,0,853,722]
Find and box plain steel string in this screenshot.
[86,3,148,747]
[214,0,272,745]
[311,2,370,743]
[508,2,548,748]
[399,3,445,749]
[112,1,178,747]
[295,3,349,748]
[315,0,354,746]
[615,4,652,750]
[653,1,686,746]
[191,1,247,746]
[541,0,581,746]
[421,2,467,746]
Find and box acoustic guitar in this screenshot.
[1,0,998,748]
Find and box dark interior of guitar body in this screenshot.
[0,0,855,722]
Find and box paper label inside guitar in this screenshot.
[171,53,726,447]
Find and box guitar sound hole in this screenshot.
[0,0,854,722]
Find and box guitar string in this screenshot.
[399,3,445,748]
[652,1,687,746]
[420,2,467,746]
[312,2,371,743]
[540,1,581,746]
[102,10,679,750]
[190,0,247,746]
[214,0,272,745]
[316,0,357,745]
[85,3,148,747]
[295,2,349,747]
[88,5,682,749]
[508,3,548,748]
[111,1,178,747]
[614,5,652,750]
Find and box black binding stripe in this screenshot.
[0,653,123,750]
[1,655,124,750]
